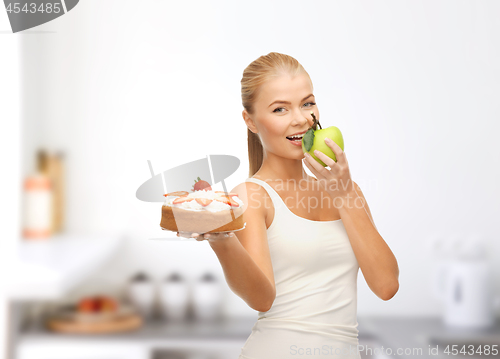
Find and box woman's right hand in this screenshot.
[176,231,235,242]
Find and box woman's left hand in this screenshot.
[302,137,355,200]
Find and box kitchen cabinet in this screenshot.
[18,342,148,359]
[2,234,121,359]
[16,316,255,359]
[14,313,500,358]
[21,315,500,359]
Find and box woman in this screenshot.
[178,52,399,359]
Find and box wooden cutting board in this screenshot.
[46,312,143,334]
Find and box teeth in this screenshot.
[287,134,304,140]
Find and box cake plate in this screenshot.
[153,222,247,241]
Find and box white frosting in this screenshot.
[164,190,243,213]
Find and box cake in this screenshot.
[160,177,245,234]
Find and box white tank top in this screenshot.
[239,177,361,359]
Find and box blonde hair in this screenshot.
[241,52,311,177]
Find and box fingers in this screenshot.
[324,137,346,164]
[303,152,328,179]
[176,231,235,241]
[312,149,336,169]
[194,233,205,241]
[177,232,201,240]
[202,232,235,240]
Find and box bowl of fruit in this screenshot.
[47,295,142,334]
[56,295,134,323]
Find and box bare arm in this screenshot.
[179,182,276,312]
[339,181,399,301]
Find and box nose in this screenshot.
[291,108,310,127]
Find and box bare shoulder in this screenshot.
[230,181,272,217]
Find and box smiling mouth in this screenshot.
[286,133,304,142]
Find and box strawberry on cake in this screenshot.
[160,177,245,234]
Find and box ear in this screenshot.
[242,110,258,134]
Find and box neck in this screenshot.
[254,150,310,183]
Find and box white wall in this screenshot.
[1,5,22,358]
[19,0,500,317]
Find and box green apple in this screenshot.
[301,113,344,167]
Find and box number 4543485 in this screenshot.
[444,344,498,356]
[6,2,61,14]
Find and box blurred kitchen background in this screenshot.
[1,1,500,359]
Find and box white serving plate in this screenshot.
[153,223,247,240]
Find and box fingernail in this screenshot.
[204,234,211,239]
[314,150,319,155]
[325,138,331,142]
[304,152,310,157]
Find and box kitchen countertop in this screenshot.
[17,316,258,353]
[20,315,257,342]
[18,315,500,357]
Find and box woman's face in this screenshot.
[245,72,318,160]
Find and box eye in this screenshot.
[273,107,285,113]
[303,102,316,107]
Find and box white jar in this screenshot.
[192,273,222,321]
[160,273,189,322]
[127,273,155,319]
